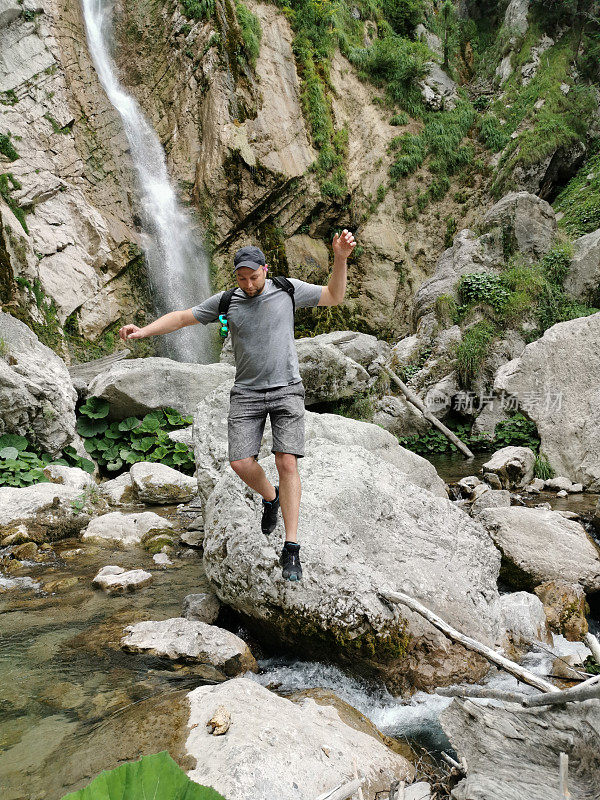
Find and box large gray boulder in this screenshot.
[479,191,557,263]
[302,330,390,376]
[481,446,536,490]
[440,697,600,800]
[202,439,503,694]
[192,383,447,516]
[185,678,414,799]
[81,511,173,547]
[86,358,235,418]
[129,462,197,504]
[494,312,600,489]
[564,227,600,305]
[0,312,77,455]
[478,506,600,592]
[295,337,371,404]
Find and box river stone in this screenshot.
[192,384,447,515]
[564,227,600,305]
[544,475,573,492]
[129,462,197,504]
[499,591,551,658]
[202,439,503,694]
[92,565,153,593]
[86,358,235,418]
[533,580,589,641]
[81,511,173,547]
[184,678,414,799]
[494,312,600,489]
[478,506,600,592]
[0,312,77,455]
[470,488,511,517]
[481,446,536,489]
[98,472,137,506]
[42,464,95,491]
[121,618,257,676]
[295,337,371,405]
[440,696,600,800]
[183,592,221,624]
[0,483,92,540]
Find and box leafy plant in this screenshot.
[60,751,226,799]
[457,272,511,313]
[77,400,195,476]
[0,434,94,488]
[495,413,540,451]
[455,321,497,389]
[534,451,555,480]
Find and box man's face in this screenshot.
[235,265,266,297]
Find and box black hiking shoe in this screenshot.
[261,485,279,534]
[280,541,302,581]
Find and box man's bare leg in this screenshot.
[274,452,301,543]
[230,456,276,501]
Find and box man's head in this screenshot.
[233,245,268,297]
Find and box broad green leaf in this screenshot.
[118,416,141,432]
[77,417,108,437]
[78,457,96,474]
[133,437,155,453]
[0,446,19,459]
[0,434,28,451]
[106,459,124,471]
[79,396,110,419]
[84,438,101,454]
[137,417,161,433]
[60,750,226,800]
[50,459,69,467]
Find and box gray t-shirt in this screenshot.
[191,278,323,389]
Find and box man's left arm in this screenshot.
[318,229,356,306]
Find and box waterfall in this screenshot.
[80,0,216,363]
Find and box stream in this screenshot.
[1,459,599,799]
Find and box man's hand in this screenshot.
[118,324,144,341]
[332,229,356,260]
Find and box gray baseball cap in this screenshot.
[233,245,266,272]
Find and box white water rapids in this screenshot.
[81,0,215,362]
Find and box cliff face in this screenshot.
[109,0,490,340]
[0,0,151,359]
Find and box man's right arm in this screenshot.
[119,292,223,340]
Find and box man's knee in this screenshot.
[274,451,298,475]
[230,456,256,476]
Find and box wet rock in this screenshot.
[439,696,600,800]
[0,483,93,541]
[98,472,137,506]
[121,618,257,676]
[481,446,536,490]
[183,592,221,624]
[544,476,573,492]
[499,591,552,659]
[533,580,589,641]
[471,489,511,516]
[130,462,197,504]
[185,678,414,799]
[81,511,173,547]
[92,565,152,593]
[494,312,600,489]
[482,472,503,490]
[0,312,77,455]
[202,439,503,694]
[478,506,600,591]
[86,359,235,418]
[295,337,370,405]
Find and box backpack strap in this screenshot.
[218,288,237,317]
[272,276,296,316]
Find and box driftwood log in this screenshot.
[380,589,559,693]
[381,366,474,459]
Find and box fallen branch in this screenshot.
[437,673,600,707]
[382,366,474,459]
[380,589,559,693]
[436,686,528,704]
[522,679,600,708]
[316,777,365,800]
[559,752,570,800]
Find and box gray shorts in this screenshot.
[228,381,306,462]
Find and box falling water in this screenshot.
[80,0,215,362]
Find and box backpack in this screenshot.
[217,276,295,338]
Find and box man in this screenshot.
[118,229,356,581]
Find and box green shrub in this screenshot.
[0,434,94,488]
[457,272,511,313]
[455,321,497,388]
[495,413,540,451]
[477,114,511,152]
[0,132,19,161]
[236,0,262,67]
[76,400,195,476]
[390,111,409,126]
[180,0,214,20]
[534,451,555,480]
